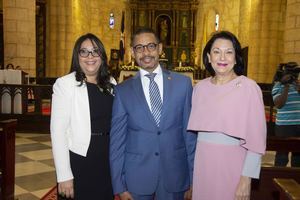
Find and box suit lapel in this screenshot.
[161,69,172,126]
[131,72,158,126]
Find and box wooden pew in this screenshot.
[252,167,300,200]
[273,178,300,200]
[0,119,17,200]
[267,136,300,152]
[251,137,300,200]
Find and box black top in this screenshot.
[69,82,114,199]
[86,82,114,133]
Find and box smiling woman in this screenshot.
[188,31,266,200]
[51,33,116,199]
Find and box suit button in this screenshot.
[155,152,159,156]
[157,131,161,135]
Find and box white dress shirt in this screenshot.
[140,65,164,111]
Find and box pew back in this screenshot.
[0,119,17,200]
[251,167,300,200]
[273,178,300,200]
[251,137,300,200]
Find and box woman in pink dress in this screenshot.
[188,31,266,200]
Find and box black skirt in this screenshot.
[70,135,113,199]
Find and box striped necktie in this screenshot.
[145,73,162,127]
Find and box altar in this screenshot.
[129,0,198,68]
[0,70,28,114]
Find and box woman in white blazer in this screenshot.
[51,33,116,199]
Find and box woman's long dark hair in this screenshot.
[70,33,113,94]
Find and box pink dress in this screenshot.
[187,76,266,200]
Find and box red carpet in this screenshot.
[40,186,120,200]
[40,186,57,200]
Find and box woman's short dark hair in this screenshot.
[202,31,244,76]
[130,27,160,47]
[70,33,112,93]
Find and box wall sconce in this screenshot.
[109,12,115,29]
[215,14,219,31]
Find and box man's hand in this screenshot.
[280,74,293,85]
[119,191,134,200]
[184,187,192,200]
[296,80,300,93]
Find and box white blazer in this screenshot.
[50,72,115,182]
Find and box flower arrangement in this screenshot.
[173,66,195,72]
[119,65,140,71]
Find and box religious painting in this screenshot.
[156,15,171,46]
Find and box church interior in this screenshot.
[0,0,300,199]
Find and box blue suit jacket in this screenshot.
[110,69,197,195]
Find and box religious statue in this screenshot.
[160,20,168,44]
[160,50,167,59]
[159,50,168,69]
[180,50,187,63]
[182,15,188,28]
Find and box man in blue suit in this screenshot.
[110,27,196,200]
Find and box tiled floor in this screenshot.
[13,132,289,200]
[14,133,56,200]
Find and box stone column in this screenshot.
[238,0,251,46]
[247,0,285,82]
[46,0,74,77]
[3,0,36,76]
[283,0,300,64]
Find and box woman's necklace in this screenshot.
[86,79,114,96]
[96,84,104,92]
[85,78,103,92]
[96,83,115,96]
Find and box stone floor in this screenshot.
[13,132,290,200]
[14,133,55,200]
